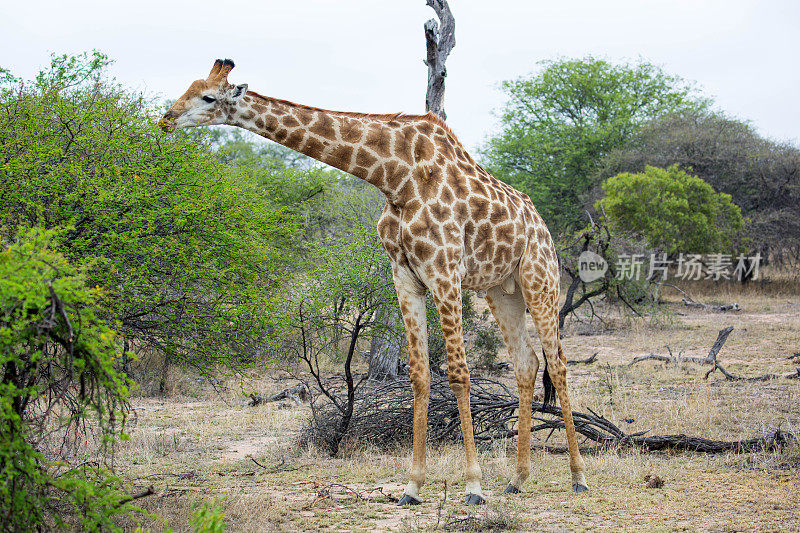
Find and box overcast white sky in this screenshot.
[2,1,798,152]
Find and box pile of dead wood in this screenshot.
[301,373,794,455]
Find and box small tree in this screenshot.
[0,229,138,531]
[289,230,400,455]
[596,165,744,255]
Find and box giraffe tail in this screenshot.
[541,353,556,410]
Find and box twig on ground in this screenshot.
[435,481,448,530]
[129,471,197,482]
[119,486,155,505]
[443,517,483,531]
[249,456,306,473]
[568,352,599,365]
[682,297,741,313]
[303,483,363,510]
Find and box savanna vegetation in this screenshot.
[1,50,798,532]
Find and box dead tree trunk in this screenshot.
[423,0,455,120]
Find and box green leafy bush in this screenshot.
[0,52,325,378]
[599,109,800,260]
[0,229,137,531]
[596,165,744,254]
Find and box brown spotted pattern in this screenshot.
[160,59,588,502]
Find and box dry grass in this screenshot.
[114,286,800,532]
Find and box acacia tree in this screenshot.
[482,57,708,233]
[0,52,324,382]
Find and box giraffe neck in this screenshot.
[229,92,415,201]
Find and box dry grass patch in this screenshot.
[115,292,799,531]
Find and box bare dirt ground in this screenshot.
[119,285,800,532]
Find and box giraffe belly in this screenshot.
[461,250,521,291]
[460,222,528,291]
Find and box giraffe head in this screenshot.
[158,59,248,132]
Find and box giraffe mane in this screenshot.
[244,91,462,143]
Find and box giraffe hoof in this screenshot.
[503,484,521,494]
[397,494,422,506]
[573,483,589,493]
[464,493,486,506]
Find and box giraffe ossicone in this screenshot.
[160,59,589,504]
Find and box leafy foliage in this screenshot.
[0,229,138,532]
[190,498,227,533]
[482,57,707,233]
[596,165,744,254]
[0,52,326,376]
[599,110,800,260]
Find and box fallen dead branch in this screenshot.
[119,486,155,505]
[249,384,308,406]
[302,373,794,454]
[130,471,198,482]
[705,363,800,382]
[630,326,734,366]
[629,326,797,382]
[682,297,741,313]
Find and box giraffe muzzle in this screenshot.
[158,117,176,132]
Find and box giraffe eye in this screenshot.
[201,95,216,103]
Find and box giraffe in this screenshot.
[159,59,589,505]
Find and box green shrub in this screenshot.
[0,229,138,531]
[190,498,227,533]
[0,52,325,377]
[596,164,744,254]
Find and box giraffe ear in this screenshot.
[229,83,248,102]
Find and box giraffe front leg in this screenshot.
[393,274,430,506]
[433,284,485,505]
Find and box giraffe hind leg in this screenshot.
[518,263,589,492]
[485,284,537,493]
